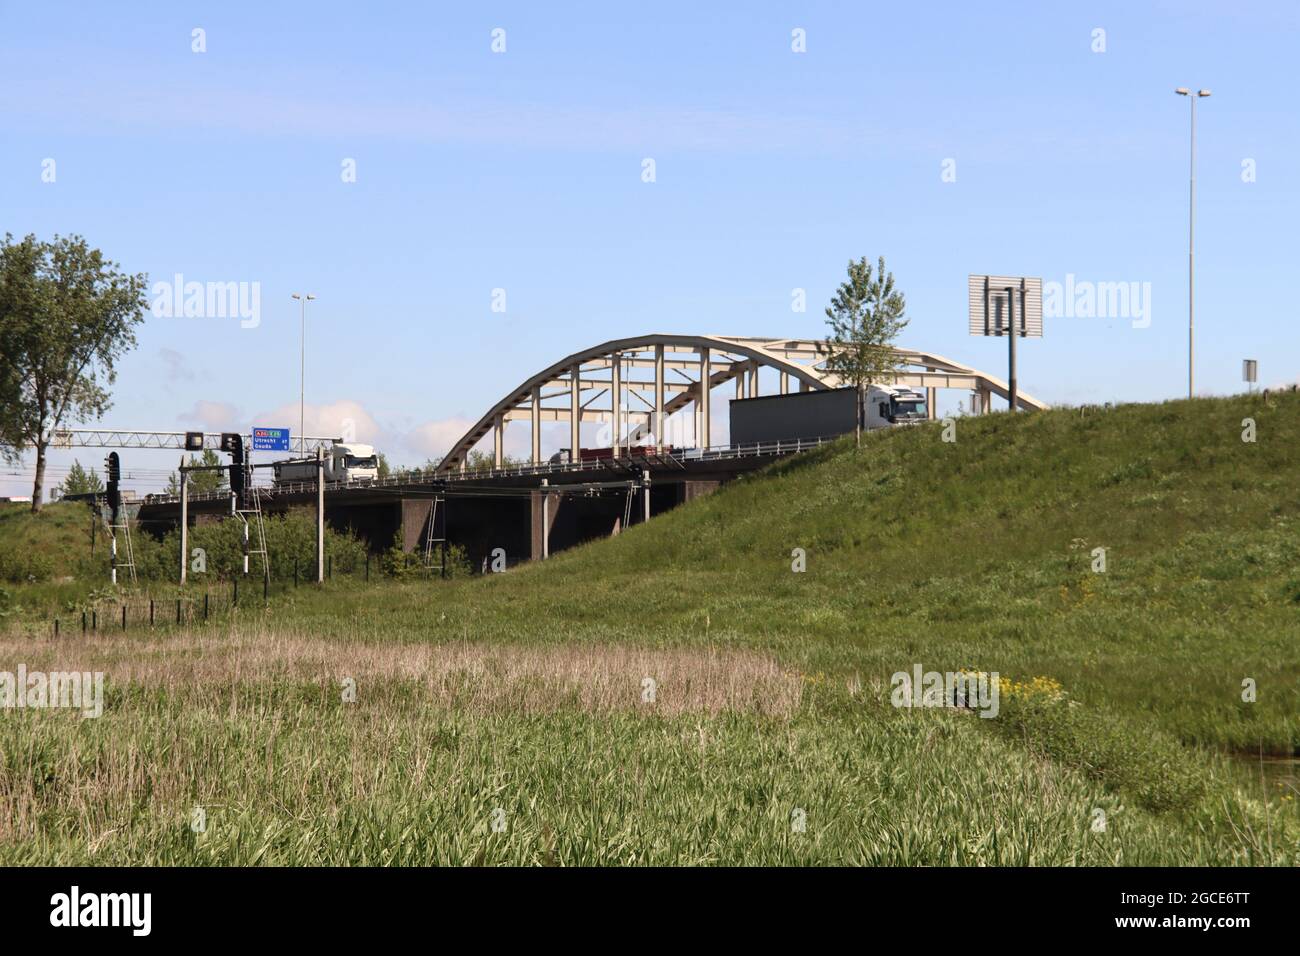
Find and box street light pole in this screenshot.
[1175,88,1210,400]
[291,293,316,453]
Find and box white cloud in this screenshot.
[195,398,535,467]
[177,400,240,431]
[253,399,386,447]
[406,418,476,460]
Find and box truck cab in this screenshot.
[328,443,380,482]
[864,385,928,430]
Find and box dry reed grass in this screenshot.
[0,627,803,717]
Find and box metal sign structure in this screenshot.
[968,275,1043,413]
[1242,360,1257,386]
[251,427,291,452]
[52,429,336,454]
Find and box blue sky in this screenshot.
[3,1,1297,495]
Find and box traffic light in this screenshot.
[184,431,205,451]
[224,433,246,505]
[104,452,121,514]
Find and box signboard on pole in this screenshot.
[968,275,1043,338]
[968,274,1043,414]
[251,427,291,452]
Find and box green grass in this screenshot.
[0,692,1268,866]
[0,500,90,581]
[2,392,1298,864]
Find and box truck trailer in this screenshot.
[728,385,927,446]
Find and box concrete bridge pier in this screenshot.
[680,480,719,503]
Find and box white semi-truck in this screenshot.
[729,384,929,445]
[272,443,380,485]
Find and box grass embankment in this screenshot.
[0,499,95,614]
[1,393,1297,864]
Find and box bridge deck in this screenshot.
[136,435,840,522]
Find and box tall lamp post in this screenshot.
[1175,88,1210,399]
[291,293,316,453]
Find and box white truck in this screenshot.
[862,384,929,429]
[273,443,380,485]
[729,384,929,446]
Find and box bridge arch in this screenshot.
[438,333,1045,472]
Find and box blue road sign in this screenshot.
[251,427,291,452]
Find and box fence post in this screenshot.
[81,611,87,634]
[149,599,155,627]
[176,599,182,625]
[365,554,370,582]
[54,618,59,638]
[294,561,299,588]
[204,593,209,621]
[92,610,97,632]
[233,579,238,608]
[121,605,127,631]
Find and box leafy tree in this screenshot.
[0,234,148,511]
[164,449,229,495]
[54,458,104,499]
[817,255,909,446]
[468,450,524,471]
[379,529,472,579]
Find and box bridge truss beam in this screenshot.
[439,333,1047,472]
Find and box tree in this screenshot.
[164,449,229,495]
[468,450,523,471]
[54,459,104,499]
[0,234,149,511]
[817,256,909,447]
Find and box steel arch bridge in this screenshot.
[438,334,1046,472]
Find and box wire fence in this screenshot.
[44,551,453,638]
[54,589,236,637]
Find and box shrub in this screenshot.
[379,531,472,579]
[995,685,1205,814]
[0,548,54,584]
